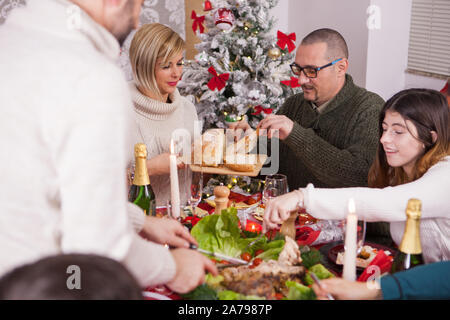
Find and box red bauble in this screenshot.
[204,0,212,11]
[214,8,235,31]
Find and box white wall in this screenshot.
[365,0,412,101]
[271,0,289,34]
[405,73,447,92]
[272,0,447,98]
[287,0,370,88]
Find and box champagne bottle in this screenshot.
[128,143,156,216]
[390,198,425,273]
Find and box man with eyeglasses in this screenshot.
[255,28,385,190]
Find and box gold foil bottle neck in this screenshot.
[134,143,148,159]
[406,198,422,220]
[132,143,150,186]
[399,198,422,254]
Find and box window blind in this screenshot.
[407,0,450,78]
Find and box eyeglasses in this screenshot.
[290,58,343,79]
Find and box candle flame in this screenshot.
[348,198,356,214]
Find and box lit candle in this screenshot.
[169,139,180,219]
[342,198,357,281]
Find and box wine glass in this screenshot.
[185,168,203,215]
[262,174,288,206]
[340,219,367,255]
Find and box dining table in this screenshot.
[143,177,398,300]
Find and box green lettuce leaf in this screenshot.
[285,281,316,300]
[300,248,323,269]
[303,264,335,286]
[191,208,250,257]
[180,283,218,300]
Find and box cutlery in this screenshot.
[310,272,335,300]
[189,244,249,265]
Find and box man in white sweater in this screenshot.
[0,0,216,293]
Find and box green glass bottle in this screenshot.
[128,143,156,216]
[390,198,425,273]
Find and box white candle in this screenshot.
[169,139,180,219]
[342,198,357,281]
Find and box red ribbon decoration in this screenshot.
[281,77,301,88]
[207,66,229,91]
[191,10,205,34]
[251,105,273,115]
[277,31,296,53]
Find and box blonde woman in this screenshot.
[129,23,198,206]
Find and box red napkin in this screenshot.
[197,202,215,214]
[296,226,320,246]
[357,250,393,282]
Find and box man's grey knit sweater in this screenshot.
[276,74,385,190]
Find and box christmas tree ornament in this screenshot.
[247,80,265,100]
[277,30,297,53]
[195,51,209,65]
[268,46,281,60]
[281,77,301,88]
[191,10,205,34]
[203,0,213,11]
[207,66,230,91]
[251,105,273,116]
[214,8,235,31]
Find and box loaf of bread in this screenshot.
[224,153,259,172]
[192,129,225,167]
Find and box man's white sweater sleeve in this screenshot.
[44,64,175,287]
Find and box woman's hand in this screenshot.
[312,278,382,300]
[167,248,218,294]
[139,217,197,248]
[263,190,304,232]
[147,153,185,176]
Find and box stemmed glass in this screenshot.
[185,168,203,215]
[341,219,367,255]
[262,174,288,206]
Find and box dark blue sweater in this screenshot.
[381,261,450,300]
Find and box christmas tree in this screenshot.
[178,0,301,130]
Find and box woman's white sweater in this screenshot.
[302,156,450,263]
[129,83,199,206]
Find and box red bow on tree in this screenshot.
[277,31,296,53]
[191,10,205,34]
[251,105,273,115]
[281,77,301,88]
[207,66,230,91]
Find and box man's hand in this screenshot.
[257,114,294,140]
[263,190,304,233]
[140,217,197,248]
[312,278,382,300]
[166,248,219,294]
[147,153,185,176]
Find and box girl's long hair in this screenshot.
[368,88,450,188]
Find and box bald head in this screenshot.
[301,28,349,61]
